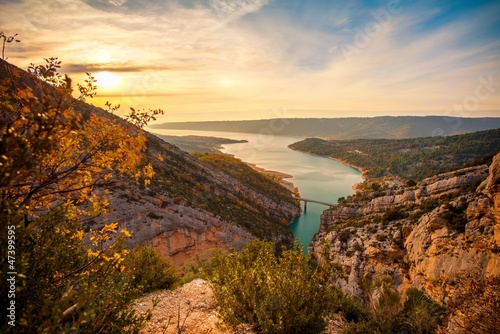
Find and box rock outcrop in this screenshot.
[91,138,300,267]
[95,184,255,268]
[310,154,500,317]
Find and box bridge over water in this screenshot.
[293,196,336,209]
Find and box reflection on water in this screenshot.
[147,128,362,252]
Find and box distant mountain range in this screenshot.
[151,116,500,139]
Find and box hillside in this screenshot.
[0,59,299,265]
[309,153,500,332]
[135,155,500,333]
[289,129,500,181]
[150,117,500,139]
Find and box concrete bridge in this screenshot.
[293,196,336,209]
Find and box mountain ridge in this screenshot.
[150,116,500,139]
[0,59,300,267]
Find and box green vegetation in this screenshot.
[382,207,409,224]
[289,129,500,181]
[7,204,176,333]
[194,152,295,206]
[0,55,169,332]
[342,288,444,333]
[154,134,246,153]
[183,241,445,334]
[148,146,298,244]
[194,240,362,334]
[444,273,500,334]
[441,199,468,233]
[123,244,178,294]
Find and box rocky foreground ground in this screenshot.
[135,279,255,334]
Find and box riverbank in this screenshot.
[245,162,297,193]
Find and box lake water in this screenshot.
[148,128,363,251]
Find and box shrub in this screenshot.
[353,242,364,252]
[442,201,468,233]
[0,204,150,333]
[445,273,500,333]
[146,211,163,220]
[179,248,229,284]
[338,229,352,243]
[342,286,444,334]
[123,244,178,294]
[382,207,408,223]
[205,240,343,334]
[405,179,417,187]
[402,288,444,333]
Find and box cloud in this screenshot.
[0,0,498,120]
[64,62,201,74]
[208,0,270,21]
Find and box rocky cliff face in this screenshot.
[310,154,500,320]
[74,94,300,269]
[90,136,300,267]
[94,182,256,268]
[0,59,299,269]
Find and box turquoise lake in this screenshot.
[149,128,363,251]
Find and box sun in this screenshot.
[94,71,121,89]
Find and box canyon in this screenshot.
[310,153,500,331]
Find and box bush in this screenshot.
[0,204,150,333]
[342,286,443,334]
[338,229,352,243]
[442,201,468,233]
[445,273,500,333]
[402,288,444,333]
[405,179,417,187]
[179,248,229,284]
[123,244,178,294]
[382,207,408,223]
[205,240,344,334]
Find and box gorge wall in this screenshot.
[310,153,500,327]
[91,137,300,267]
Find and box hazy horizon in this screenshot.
[1,0,500,122]
[150,114,500,124]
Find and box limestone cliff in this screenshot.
[310,153,500,328]
[90,137,300,268]
[0,58,300,269]
[93,183,256,268]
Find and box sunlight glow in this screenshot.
[94,71,121,89]
[219,78,237,87]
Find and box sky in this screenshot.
[1,0,500,122]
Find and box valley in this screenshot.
[2,57,500,333]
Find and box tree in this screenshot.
[0,54,162,332]
[0,31,20,60]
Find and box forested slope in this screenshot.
[289,128,500,181]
